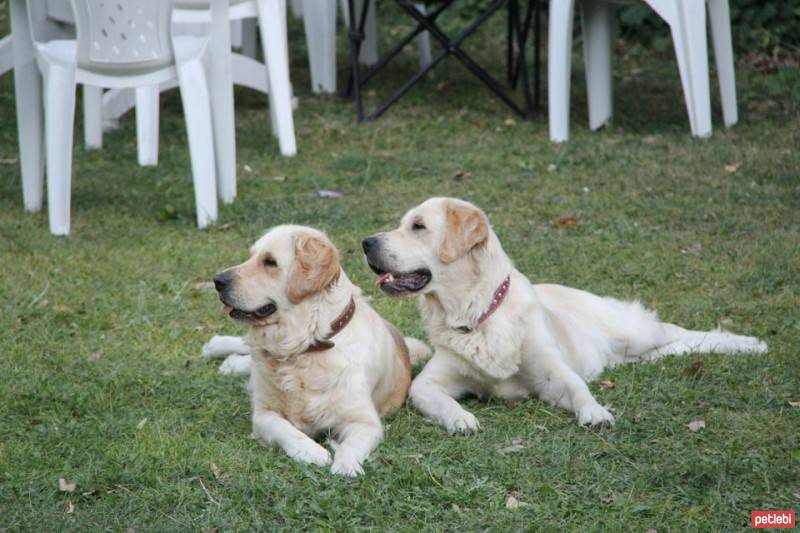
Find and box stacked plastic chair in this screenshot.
[548,0,738,142]
[27,0,218,234]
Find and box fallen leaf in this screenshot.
[243,164,253,173]
[505,495,529,509]
[215,223,234,231]
[553,216,577,228]
[683,360,705,377]
[786,401,800,408]
[723,162,741,173]
[687,419,706,432]
[599,380,615,389]
[87,352,103,363]
[0,158,18,165]
[317,190,343,198]
[66,500,75,514]
[211,463,224,480]
[193,281,215,290]
[681,243,703,257]
[547,163,557,172]
[271,175,286,182]
[136,417,148,430]
[81,490,99,498]
[59,478,77,492]
[452,169,466,180]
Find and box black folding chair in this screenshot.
[344,0,541,122]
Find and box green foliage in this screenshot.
[618,0,800,53]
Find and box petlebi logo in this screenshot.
[751,510,795,529]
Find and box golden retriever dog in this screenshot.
[203,225,429,476]
[361,197,767,432]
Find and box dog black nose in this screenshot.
[213,272,232,292]
[362,236,378,255]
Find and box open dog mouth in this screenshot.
[222,302,277,323]
[368,263,431,296]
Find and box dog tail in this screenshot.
[644,325,767,360]
[404,337,433,365]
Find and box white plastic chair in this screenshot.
[0,35,13,77]
[548,0,737,142]
[28,0,218,234]
[171,0,297,157]
[302,0,432,94]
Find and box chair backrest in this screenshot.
[70,0,176,76]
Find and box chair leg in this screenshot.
[241,18,259,59]
[675,0,712,137]
[0,35,13,77]
[176,59,219,229]
[356,0,379,65]
[208,0,238,203]
[135,86,160,166]
[414,3,432,68]
[83,85,104,149]
[707,0,737,127]
[303,0,338,93]
[10,0,44,212]
[548,0,576,142]
[580,0,614,131]
[259,0,298,156]
[44,66,77,236]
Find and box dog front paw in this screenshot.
[287,441,332,467]
[219,354,251,375]
[577,403,615,426]
[331,456,365,477]
[445,409,480,435]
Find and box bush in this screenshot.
[618,0,800,54]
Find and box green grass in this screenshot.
[1,6,799,531]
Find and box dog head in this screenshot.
[214,225,341,326]
[362,197,490,296]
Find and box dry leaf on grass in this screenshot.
[505,495,529,509]
[243,164,252,173]
[81,490,98,498]
[211,463,224,480]
[687,419,706,432]
[59,478,77,492]
[723,163,741,173]
[498,437,525,455]
[317,190,343,198]
[786,401,800,408]
[683,360,706,377]
[599,380,615,389]
[136,418,148,430]
[553,216,577,228]
[271,175,287,182]
[681,243,703,257]
[66,500,75,514]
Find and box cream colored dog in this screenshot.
[203,225,429,476]
[362,197,767,432]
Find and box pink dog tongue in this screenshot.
[223,306,234,315]
[376,272,394,286]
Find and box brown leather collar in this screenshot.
[304,297,356,352]
[456,275,511,334]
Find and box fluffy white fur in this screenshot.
[366,198,767,432]
[204,225,427,476]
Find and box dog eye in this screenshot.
[412,222,426,231]
[263,257,278,268]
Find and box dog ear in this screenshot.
[287,234,341,304]
[438,202,489,263]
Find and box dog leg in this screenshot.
[202,335,251,359]
[528,355,614,426]
[219,354,252,376]
[409,350,482,435]
[252,409,331,466]
[330,412,383,477]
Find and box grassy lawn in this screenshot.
[1,6,799,531]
